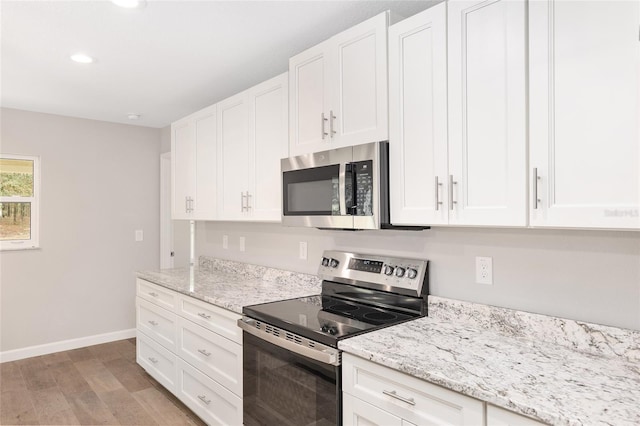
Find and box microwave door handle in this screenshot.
[339,163,347,216]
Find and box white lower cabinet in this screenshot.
[487,405,546,426]
[343,353,483,426]
[136,279,243,425]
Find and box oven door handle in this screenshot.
[238,317,341,366]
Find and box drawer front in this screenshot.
[343,354,484,426]
[344,392,403,426]
[137,330,177,392]
[177,316,243,396]
[137,297,178,352]
[487,405,546,426]
[176,358,243,426]
[178,295,242,344]
[137,279,178,312]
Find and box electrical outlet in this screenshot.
[222,235,228,249]
[476,256,493,285]
[239,236,245,252]
[299,242,308,260]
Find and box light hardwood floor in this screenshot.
[0,338,207,425]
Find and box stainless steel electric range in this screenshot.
[238,250,429,426]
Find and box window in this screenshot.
[0,155,40,250]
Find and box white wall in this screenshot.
[0,108,161,352]
[195,221,640,331]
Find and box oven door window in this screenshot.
[243,332,340,426]
[283,165,341,216]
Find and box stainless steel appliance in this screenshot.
[281,142,389,230]
[239,250,429,425]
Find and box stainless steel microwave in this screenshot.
[281,142,389,229]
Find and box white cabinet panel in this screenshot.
[529,0,640,229]
[389,3,448,226]
[136,297,178,353]
[193,111,217,219]
[343,392,403,426]
[171,120,195,220]
[136,278,178,312]
[448,0,527,226]
[177,295,242,345]
[487,405,546,426]
[137,330,177,393]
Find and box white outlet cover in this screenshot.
[222,235,228,249]
[475,256,493,285]
[299,242,308,260]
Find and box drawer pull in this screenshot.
[148,320,159,326]
[197,312,211,319]
[198,394,211,405]
[148,357,158,364]
[383,390,416,406]
[197,349,212,357]
[148,292,159,297]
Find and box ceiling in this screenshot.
[1,0,437,129]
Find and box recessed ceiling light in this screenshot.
[127,114,141,120]
[70,53,95,64]
[111,0,146,8]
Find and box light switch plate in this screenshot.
[135,229,143,242]
[299,242,308,260]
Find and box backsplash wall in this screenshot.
[185,221,640,331]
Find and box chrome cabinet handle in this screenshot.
[246,192,252,211]
[330,110,336,137]
[185,196,189,213]
[449,175,457,211]
[383,389,416,406]
[321,113,328,139]
[240,192,245,212]
[435,176,443,211]
[147,320,158,326]
[533,167,541,209]
[148,292,158,297]
[198,395,211,405]
[197,349,211,357]
[190,197,194,212]
[148,357,158,364]
[197,312,211,319]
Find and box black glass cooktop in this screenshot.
[243,294,420,347]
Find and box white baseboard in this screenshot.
[0,328,137,363]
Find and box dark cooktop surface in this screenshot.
[242,294,421,347]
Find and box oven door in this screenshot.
[241,328,341,426]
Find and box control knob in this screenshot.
[407,268,418,279]
[330,258,339,268]
[395,267,406,278]
[321,257,330,267]
[383,265,395,276]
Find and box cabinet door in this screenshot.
[529,0,640,229]
[330,12,389,149]
[289,41,330,156]
[171,119,195,219]
[217,92,249,220]
[487,405,545,426]
[343,393,402,426]
[248,73,288,221]
[448,0,527,226]
[193,105,217,220]
[389,4,448,226]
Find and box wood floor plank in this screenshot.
[17,357,56,391]
[64,390,120,425]
[37,408,81,425]
[1,361,27,394]
[66,347,95,363]
[85,369,125,394]
[104,357,153,393]
[30,386,79,425]
[132,387,201,426]
[39,351,72,367]
[89,342,124,363]
[98,388,157,425]
[49,361,92,396]
[1,390,39,425]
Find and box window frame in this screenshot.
[0,154,40,250]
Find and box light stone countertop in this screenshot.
[137,257,321,314]
[339,297,640,426]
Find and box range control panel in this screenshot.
[318,250,428,297]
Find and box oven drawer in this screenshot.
[176,316,243,397]
[137,330,177,393]
[178,294,242,344]
[137,278,178,312]
[343,353,484,426]
[176,358,243,426]
[136,297,178,352]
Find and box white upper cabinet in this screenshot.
[217,73,289,221]
[171,105,217,220]
[290,12,389,156]
[389,3,448,226]
[529,0,640,229]
[448,0,527,226]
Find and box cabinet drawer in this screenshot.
[137,297,178,352]
[137,279,178,312]
[344,392,403,426]
[176,358,243,426]
[137,330,177,393]
[178,295,242,344]
[487,405,546,426]
[343,354,483,426]
[177,316,243,397]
